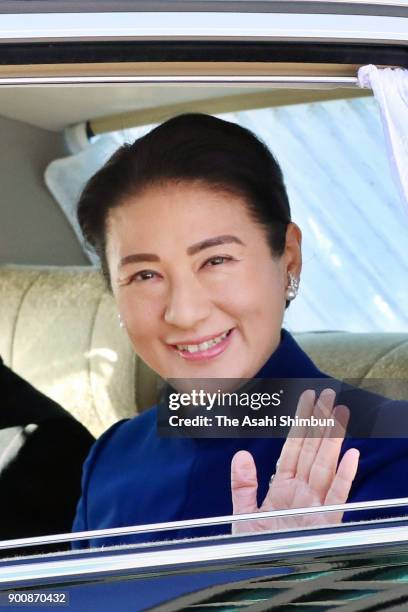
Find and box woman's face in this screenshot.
[106,181,301,381]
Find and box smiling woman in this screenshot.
[73,113,408,546]
[108,182,299,381]
[78,113,300,382]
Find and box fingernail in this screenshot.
[302,389,315,402]
[320,388,336,403]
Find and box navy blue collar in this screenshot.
[255,329,326,379]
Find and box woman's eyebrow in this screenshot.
[119,235,245,268]
[120,253,160,268]
[187,235,245,255]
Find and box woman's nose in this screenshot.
[164,278,212,329]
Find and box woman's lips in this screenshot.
[171,328,235,361]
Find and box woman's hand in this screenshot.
[231,388,360,534]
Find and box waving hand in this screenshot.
[231,388,360,534]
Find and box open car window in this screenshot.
[2,79,407,524]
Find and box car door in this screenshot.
[0,1,407,610]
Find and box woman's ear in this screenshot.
[284,222,302,279]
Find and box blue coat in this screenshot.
[73,330,408,547]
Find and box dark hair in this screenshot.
[77,113,291,287]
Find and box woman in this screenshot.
[73,114,408,545]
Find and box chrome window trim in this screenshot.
[0,13,406,44]
[0,75,360,86]
[0,1,408,17]
[0,497,407,551]
[2,522,408,585]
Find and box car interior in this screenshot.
[0,81,407,439]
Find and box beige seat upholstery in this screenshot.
[296,331,408,404]
[0,266,160,437]
[1,265,407,437]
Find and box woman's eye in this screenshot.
[204,256,233,267]
[132,270,158,282]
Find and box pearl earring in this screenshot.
[118,314,124,328]
[286,272,299,301]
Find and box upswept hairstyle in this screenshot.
[77,113,291,287]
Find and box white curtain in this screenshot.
[358,64,408,214]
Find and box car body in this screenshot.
[0,1,407,610]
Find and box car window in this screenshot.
[1,76,407,552]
